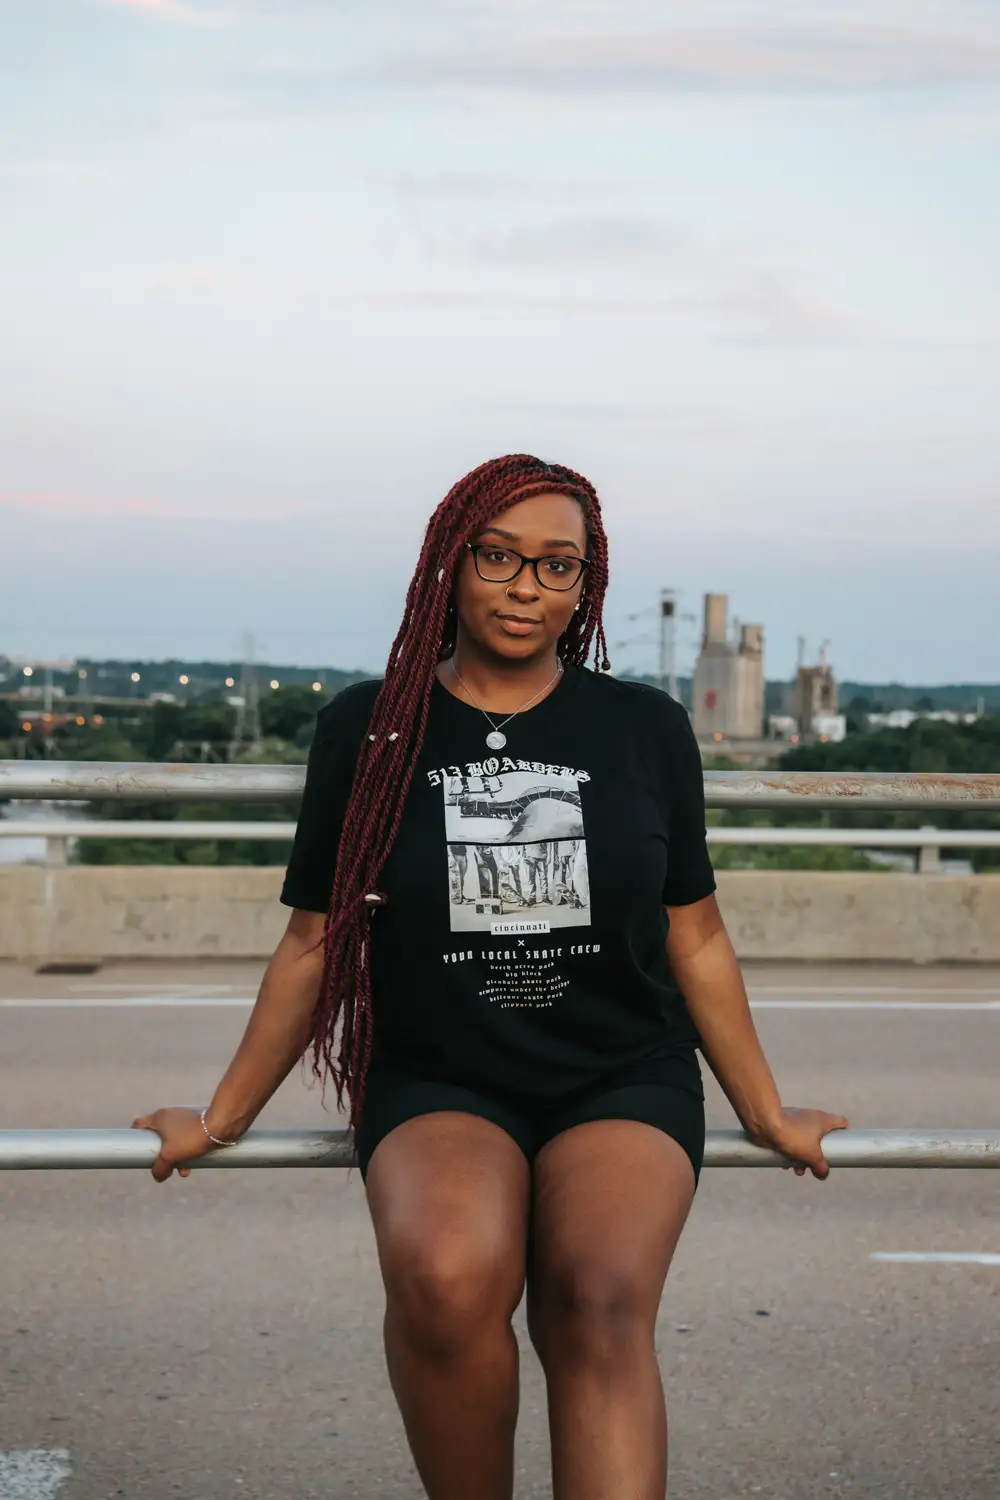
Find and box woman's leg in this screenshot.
[365,1112,531,1500]
[525,1120,696,1500]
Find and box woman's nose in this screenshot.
[506,567,540,600]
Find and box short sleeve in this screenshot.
[661,701,717,908]
[279,682,379,913]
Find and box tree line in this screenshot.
[2,687,997,872]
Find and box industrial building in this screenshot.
[691,593,765,740]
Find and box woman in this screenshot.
[133,453,846,1500]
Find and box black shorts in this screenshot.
[354,1049,706,1187]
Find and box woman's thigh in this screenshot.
[365,1111,533,1336]
[527,1119,696,1335]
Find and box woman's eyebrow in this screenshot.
[476,526,518,541]
[475,526,582,554]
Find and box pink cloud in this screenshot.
[97,0,225,28]
[2,491,327,520]
[3,491,177,517]
[384,23,1000,92]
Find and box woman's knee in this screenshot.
[383,1231,525,1359]
[529,1258,653,1366]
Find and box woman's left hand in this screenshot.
[751,1106,850,1180]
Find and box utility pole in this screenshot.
[659,589,678,701]
[77,666,93,722]
[231,632,263,759]
[43,667,54,757]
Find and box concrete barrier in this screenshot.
[1,866,999,964]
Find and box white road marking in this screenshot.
[0,1450,71,1499]
[1,989,999,1013]
[751,999,1000,1011]
[871,1252,1000,1266]
[9,996,997,1011]
[750,985,1000,997]
[68,981,251,993]
[0,997,256,1008]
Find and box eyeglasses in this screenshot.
[467,543,589,593]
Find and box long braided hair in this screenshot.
[309,454,612,1130]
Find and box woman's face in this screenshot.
[453,491,588,663]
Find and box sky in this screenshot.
[2,0,999,683]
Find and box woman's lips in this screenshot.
[496,613,541,636]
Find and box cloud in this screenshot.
[97,0,226,28]
[0,160,103,180]
[2,491,176,518]
[404,211,861,339]
[1,490,324,520]
[352,23,1000,95]
[136,257,856,341]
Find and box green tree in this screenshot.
[260,684,326,745]
[776,717,1000,872]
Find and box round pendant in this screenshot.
[486,731,507,750]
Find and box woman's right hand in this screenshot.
[131,1106,221,1183]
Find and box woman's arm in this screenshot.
[666,893,848,1179]
[201,908,326,1139]
[132,909,326,1182]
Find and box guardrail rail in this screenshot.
[2,761,998,1172]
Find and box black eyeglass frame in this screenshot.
[465,542,590,593]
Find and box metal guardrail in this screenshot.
[2,820,998,873]
[2,821,999,847]
[2,1128,998,1171]
[2,763,998,1174]
[2,762,1000,811]
[0,820,298,840]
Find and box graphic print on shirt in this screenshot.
[443,768,590,935]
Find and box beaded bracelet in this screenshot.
[199,1107,242,1148]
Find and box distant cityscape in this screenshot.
[683,593,991,764]
[1,613,997,771]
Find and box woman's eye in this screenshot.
[486,549,512,563]
[543,557,570,574]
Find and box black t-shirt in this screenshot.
[281,665,716,1097]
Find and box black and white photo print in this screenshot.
[443,769,591,934]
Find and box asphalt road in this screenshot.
[1,960,998,1500]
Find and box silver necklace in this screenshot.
[449,660,563,750]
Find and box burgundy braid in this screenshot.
[308,454,612,1131]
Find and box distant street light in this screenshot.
[269,680,279,690]
[312,681,322,692]
[179,675,189,686]
[130,672,141,683]
[23,667,33,678]
[225,677,235,688]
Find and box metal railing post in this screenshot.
[43,835,69,867]
[918,827,941,874]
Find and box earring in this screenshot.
[574,602,581,612]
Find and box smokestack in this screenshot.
[703,593,728,647]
